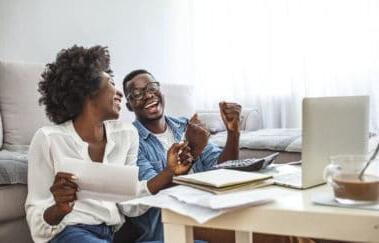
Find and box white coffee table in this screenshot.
[162,185,379,243]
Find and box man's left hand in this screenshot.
[167,142,193,176]
[219,101,241,133]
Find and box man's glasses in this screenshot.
[126,82,160,100]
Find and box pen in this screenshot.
[180,121,188,143]
[177,122,189,165]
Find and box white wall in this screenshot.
[0,0,193,121]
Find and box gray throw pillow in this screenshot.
[0,61,51,149]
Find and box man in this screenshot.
[122,69,241,242]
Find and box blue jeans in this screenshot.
[49,224,113,243]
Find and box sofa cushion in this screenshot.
[0,61,51,150]
[0,218,33,243]
[0,184,27,222]
[0,113,3,149]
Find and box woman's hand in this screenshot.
[167,142,194,176]
[43,172,78,225]
[50,172,78,215]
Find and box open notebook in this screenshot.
[173,169,273,194]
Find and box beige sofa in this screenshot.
[0,61,47,243]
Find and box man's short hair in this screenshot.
[122,69,154,94]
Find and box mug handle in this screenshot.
[323,164,341,186]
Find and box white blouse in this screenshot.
[25,120,150,243]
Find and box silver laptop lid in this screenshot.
[302,96,369,188]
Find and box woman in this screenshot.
[25,45,192,243]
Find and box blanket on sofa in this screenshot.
[210,129,301,152]
[0,150,28,184]
[210,129,379,154]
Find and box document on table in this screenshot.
[56,158,139,202]
[118,193,224,224]
[118,185,288,224]
[163,185,283,210]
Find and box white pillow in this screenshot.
[198,108,262,133]
[0,61,51,149]
[244,109,263,131]
[239,109,250,130]
[197,112,226,134]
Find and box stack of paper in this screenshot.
[163,185,275,210]
[173,169,273,194]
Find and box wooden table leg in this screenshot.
[164,223,194,243]
[235,231,253,243]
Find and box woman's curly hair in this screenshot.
[38,45,112,124]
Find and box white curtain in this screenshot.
[167,0,379,131]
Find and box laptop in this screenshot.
[272,96,369,189]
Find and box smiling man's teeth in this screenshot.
[145,101,158,109]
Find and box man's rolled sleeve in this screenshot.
[137,146,159,181]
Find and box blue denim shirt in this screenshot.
[130,116,222,242]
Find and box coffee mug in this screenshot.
[324,155,379,205]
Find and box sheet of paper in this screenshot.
[118,193,224,224]
[163,185,283,210]
[56,157,139,202]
